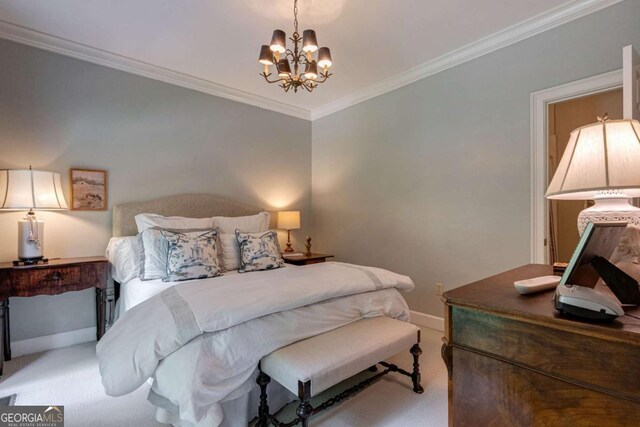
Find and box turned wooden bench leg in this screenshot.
[257,363,271,427]
[297,380,313,427]
[410,330,424,394]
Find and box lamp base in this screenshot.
[13,257,48,267]
[18,212,44,260]
[578,197,640,235]
[284,229,294,252]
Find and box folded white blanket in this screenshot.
[96,262,414,424]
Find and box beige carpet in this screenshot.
[0,327,447,426]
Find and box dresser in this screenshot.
[442,264,640,426]
[0,257,109,376]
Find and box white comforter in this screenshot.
[97,262,414,426]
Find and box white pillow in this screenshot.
[135,213,213,233]
[212,212,270,234]
[218,233,242,271]
[138,228,169,281]
[105,236,141,284]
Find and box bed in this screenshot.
[110,193,268,314]
[98,194,414,427]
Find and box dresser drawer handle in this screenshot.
[44,271,65,281]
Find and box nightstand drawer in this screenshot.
[300,258,325,265]
[9,266,82,296]
[33,266,81,287]
[282,253,334,266]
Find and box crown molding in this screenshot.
[0,20,312,121]
[311,0,624,120]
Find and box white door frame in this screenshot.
[530,69,622,264]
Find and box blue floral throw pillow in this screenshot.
[161,229,222,282]
[236,230,284,273]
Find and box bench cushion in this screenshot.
[261,316,419,396]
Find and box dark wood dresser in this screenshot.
[442,264,640,426]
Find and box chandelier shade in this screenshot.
[302,30,318,53]
[277,59,292,77]
[317,47,333,69]
[304,60,318,79]
[259,45,274,65]
[270,30,286,53]
[258,0,333,93]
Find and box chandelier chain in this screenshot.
[293,0,299,34]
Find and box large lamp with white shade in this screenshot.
[545,116,640,235]
[0,167,68,264]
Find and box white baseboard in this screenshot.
[11,327,96,357]
[410,310,444,332]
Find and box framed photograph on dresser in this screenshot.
[70,168,108,210]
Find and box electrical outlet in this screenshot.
[435,282,444,296]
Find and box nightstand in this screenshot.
[282,253,334,266]
[0,256,109,375]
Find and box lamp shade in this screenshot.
[277,211,300,230]
[302,30,318,53]
[270,29,286,53]
[277,59,292,77]
[304,60,318,79]
[258,45,273,65]
[546,119,640,200]
[317,47,332,69]
[0,169,68,210]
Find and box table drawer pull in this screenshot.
[43,271,65,281]
[29,267,80,289]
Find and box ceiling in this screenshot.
[0,0,622,119]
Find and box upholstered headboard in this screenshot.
[112,193,266,237]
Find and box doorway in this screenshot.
[546,88,623,263]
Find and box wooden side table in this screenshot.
[0,256,109,375]
[282,253,334,266]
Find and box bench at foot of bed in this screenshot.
[256,316,423,427]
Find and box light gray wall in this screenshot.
[3,0,639,340]
[312,0,640,317]
[0,39,312,341]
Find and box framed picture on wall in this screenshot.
[70,169,108,210]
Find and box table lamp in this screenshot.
[0,167,69,264]
[277,211,300,253]
[545,116,640,235]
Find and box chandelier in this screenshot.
[258,0,333,93]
